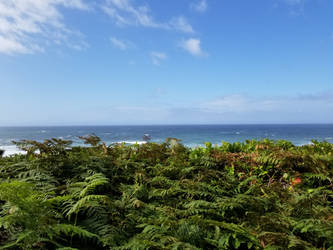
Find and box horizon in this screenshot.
[1,0,333,125]
[1,123,333,128]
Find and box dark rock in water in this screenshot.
[0,149,4,157]
[143,134,151,142]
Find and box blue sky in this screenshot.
[0,0,333,125]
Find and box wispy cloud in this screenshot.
[274,0,305,16]
[102,0,163,28]
[110,37,133,50]
[103,0,194,33]
[199,93,333,114]
[150,51,167,65]
[117,92,333,124]
[283,0,303,5]
[180,38,206,56]
[190,0,207,13]
[4,91,333,125]
[0,0,90,55]
[170,17,194,33]
[128,60,136,65]
[82,92,333,124]
[0,36,31,54]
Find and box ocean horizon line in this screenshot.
[1,123,333,128]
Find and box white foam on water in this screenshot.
[1,145,26,157]
[185,143,204,148]
[295,141,314,146]
[115,141,147,145]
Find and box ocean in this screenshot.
[1,124,333,156]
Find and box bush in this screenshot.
[0,137,333,249]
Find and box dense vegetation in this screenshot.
[0,136,333,249]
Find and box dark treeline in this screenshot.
[0,136,333,249]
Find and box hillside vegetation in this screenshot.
[0,136,333,249]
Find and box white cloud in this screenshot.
[103,0,194,33]
[191,0,207,13]
[201,95,252,113]
[200,93,333,115]
[110,37,133,50]
[103,0,163,28]
[150,51,167,65]
[0,0,89,55]
[170,17,194,33]
[128,60,136,65]
[180,38,206,56]
[3,91,333,125]
[0,35,30,54]
[58,0,90,10]
[274,0,305,16]
[93,92,333,124]
[283,0,303,5]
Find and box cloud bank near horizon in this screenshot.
[1,92,332,125]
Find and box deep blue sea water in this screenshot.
[1,125,333,156]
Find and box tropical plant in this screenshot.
[0,137,333,249]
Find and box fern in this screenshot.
[1,137,333,249]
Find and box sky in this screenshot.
[0,0,333,125]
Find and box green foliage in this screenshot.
[1,137,333,249]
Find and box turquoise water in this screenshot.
[0,125,333,155]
